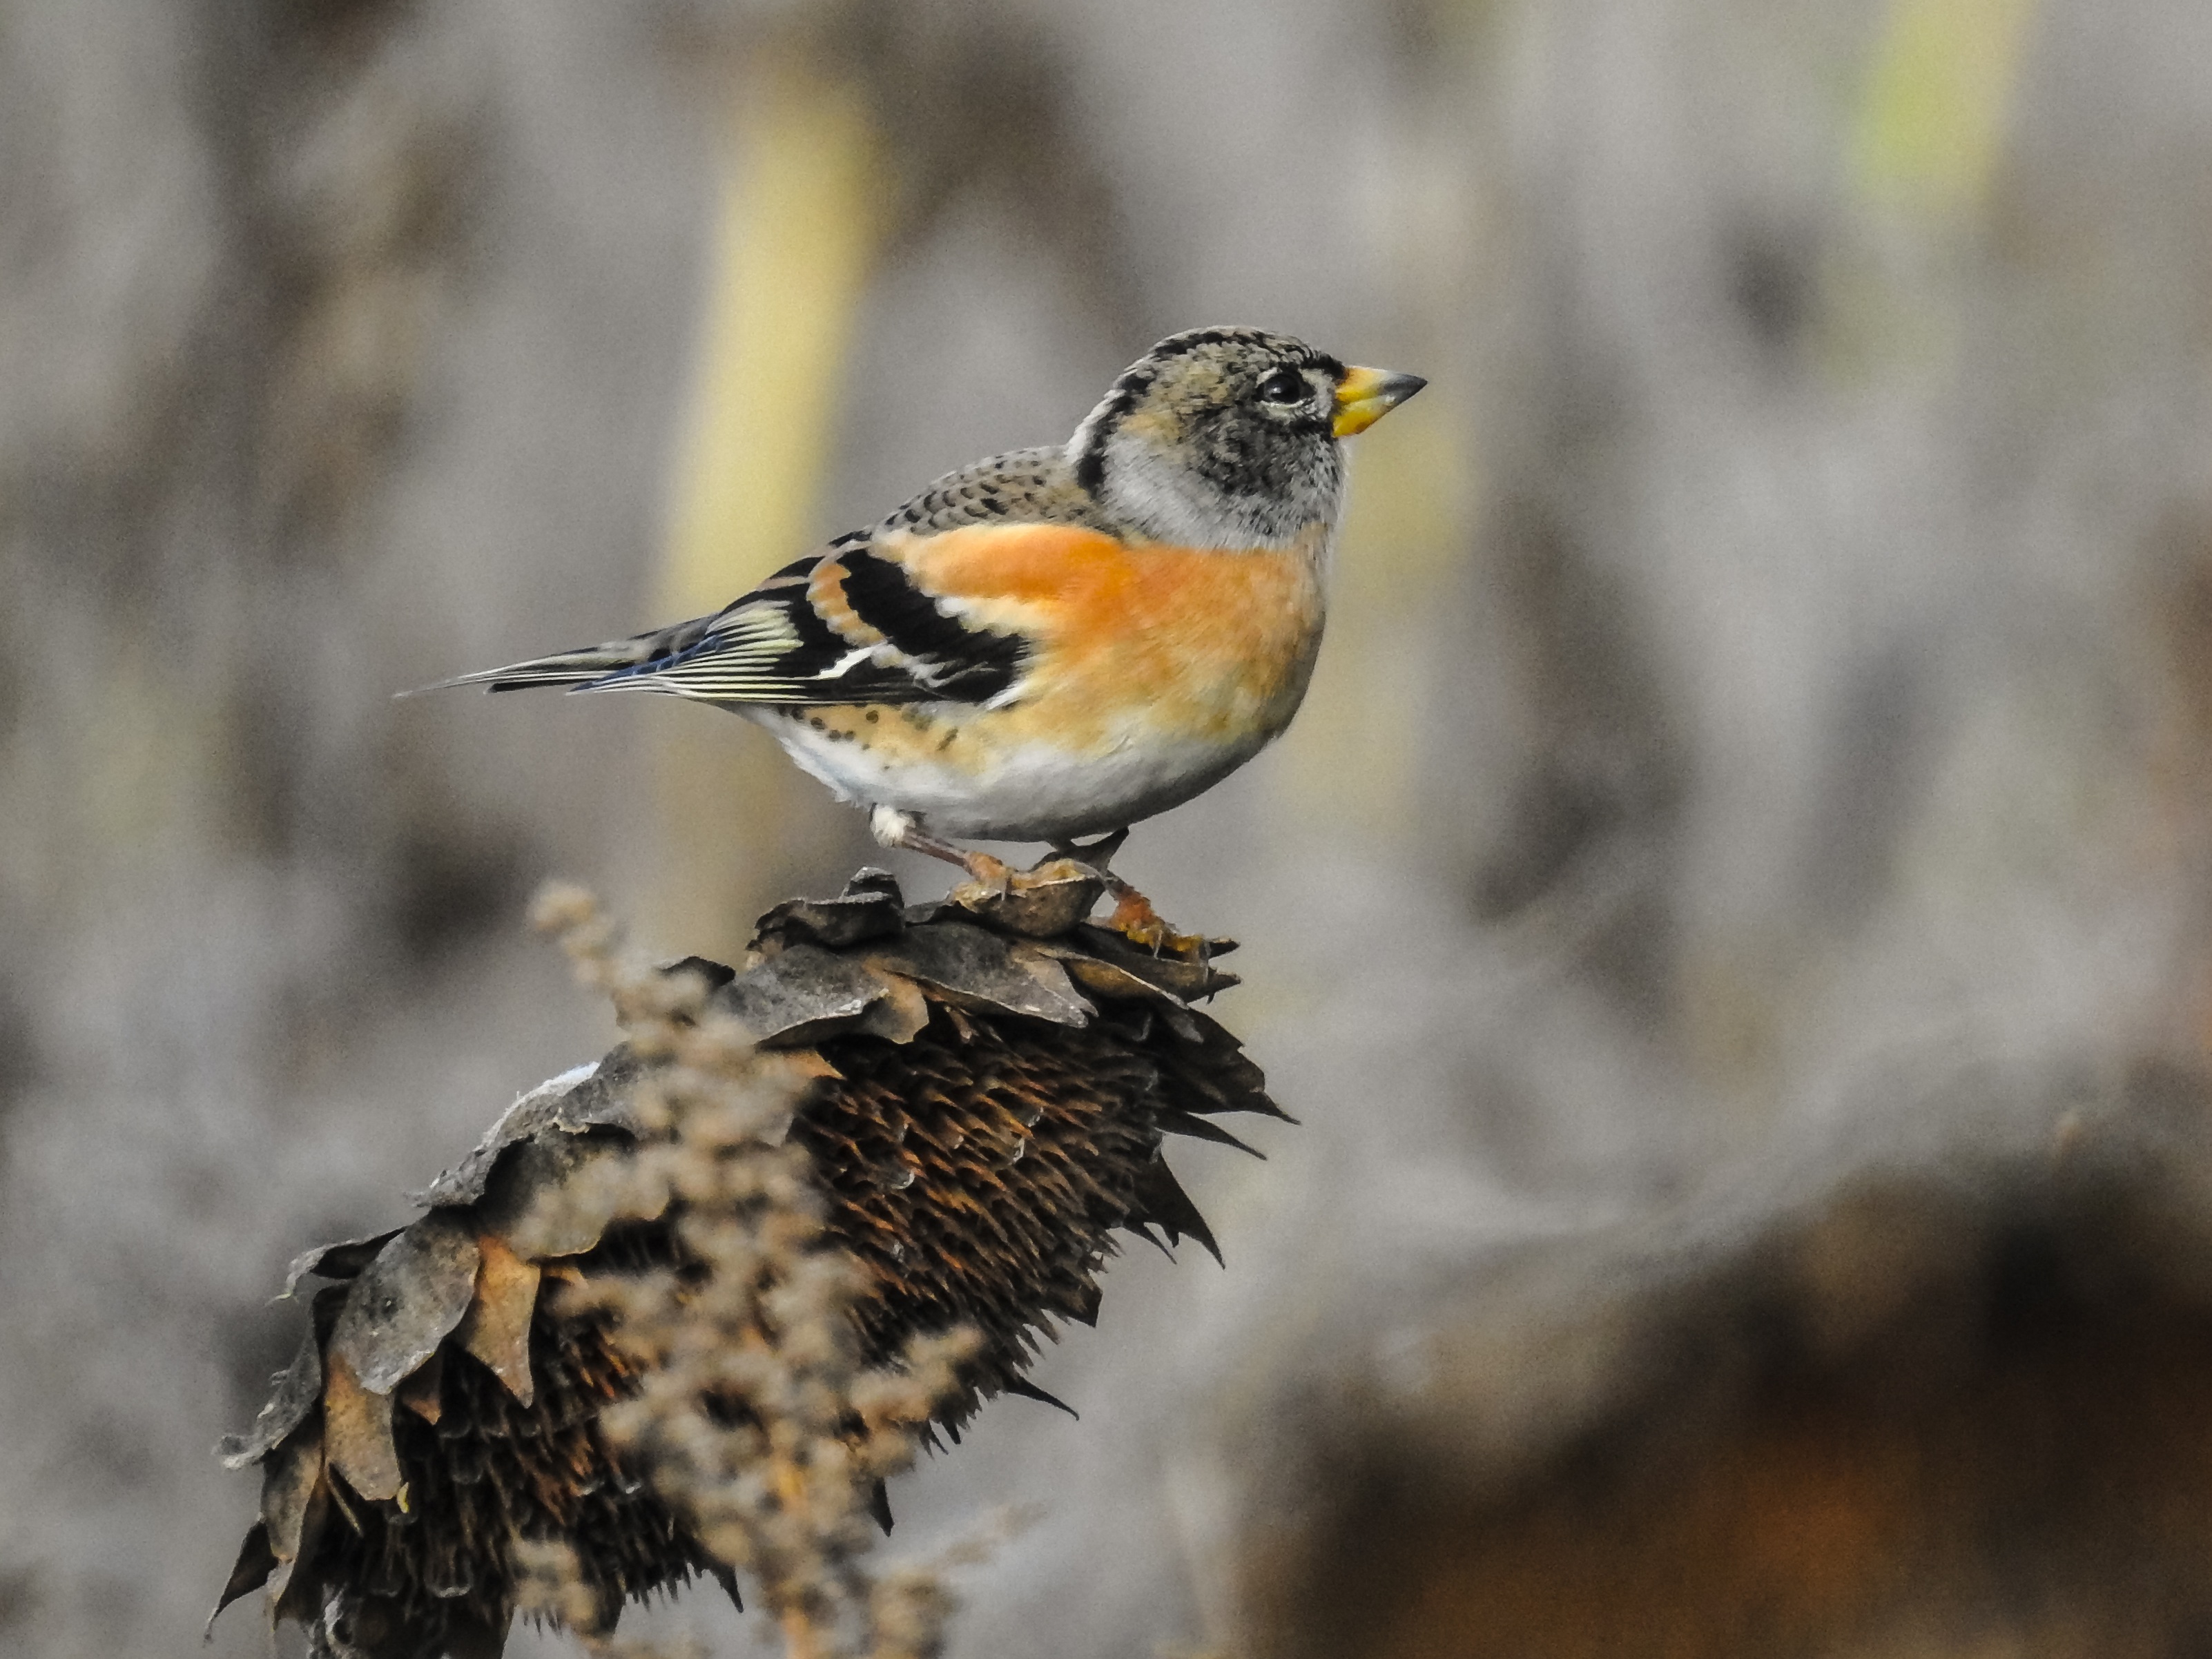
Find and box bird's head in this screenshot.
[1068,326,1425,550]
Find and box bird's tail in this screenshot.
[399,614,721,697]
[400,646,639,696]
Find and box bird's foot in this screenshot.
[951,855,1105,937]
[1100,880,1209,961]
[1044,831,1205,958]
[945,851,1014,906]
[873,807,1201,947]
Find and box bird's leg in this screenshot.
[1047,826,1130,874]
[869,806,1011,895]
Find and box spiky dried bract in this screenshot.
[214,869,1285,1657]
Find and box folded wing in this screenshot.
[426,543,1031,708]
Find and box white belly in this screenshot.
[750,708,1265,842]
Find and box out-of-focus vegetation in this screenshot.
[6,0,2212,1653]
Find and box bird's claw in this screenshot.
[947,854,1108,937]
[1103,888,1208,961]
[938,838,1201,955]
[947,852,1015,906]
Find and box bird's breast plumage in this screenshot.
[878,521,1326,748]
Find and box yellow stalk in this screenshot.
[649,57,884,954]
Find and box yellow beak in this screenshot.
[1332,365,1428,437]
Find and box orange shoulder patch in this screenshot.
[886,523,1137,608]
[805,558,879,648]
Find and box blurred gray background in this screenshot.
[10,1,2212,1653]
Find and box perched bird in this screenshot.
[430,327,1423,914]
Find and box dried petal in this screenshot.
[261,1423,325,1561]
[871,922,1093,1025]
[267,1476,331,1624]
[418,1051,645,1208]
[205,1522,275,1634]
[752,874,908,951]
[1157,1110,1262,1158]
[1055,952,1178,1004]
[322,1350,403,1502]
[396,1348,445,1424]
[947,860,1105,938]
[714,942,892,1044]
[217,1328,323,1468]
[476,1132,660,1261]
[854,967,933,1044]
[330,1212,481,1395]
[280,1229,401,1298]
[456,1234,541,1406]
[1129,1156,1223,1265]
[1066,924,1241,1000]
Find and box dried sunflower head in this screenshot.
[213,870,1287,1657]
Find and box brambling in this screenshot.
[433,327,1423,929]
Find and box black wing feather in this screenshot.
[837,551,1025,702]
[423,449,1087,706]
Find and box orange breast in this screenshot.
[886,523,1326,752]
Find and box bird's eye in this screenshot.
[1254,367,1309,406]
